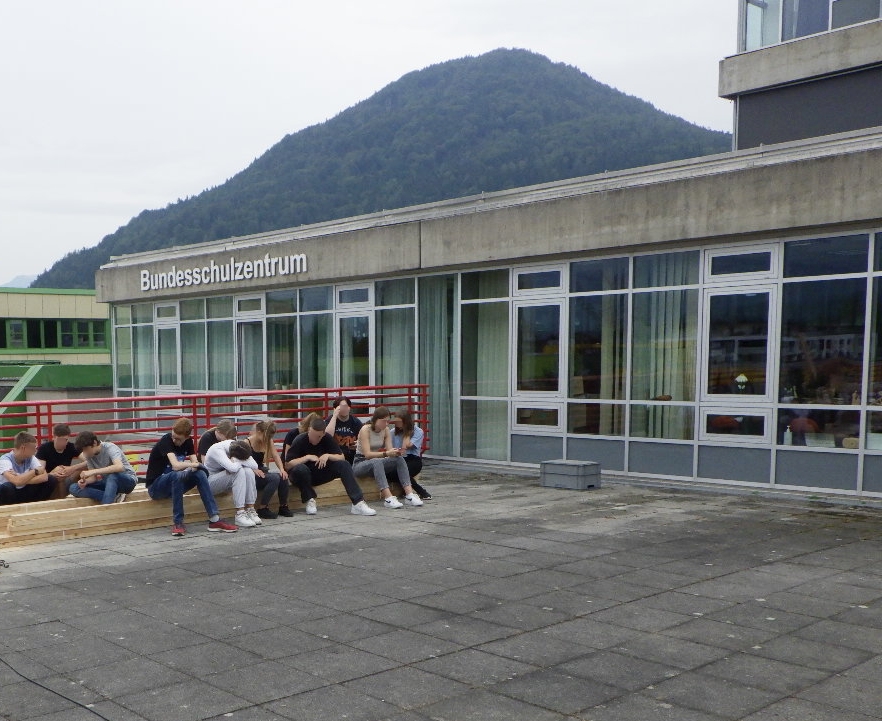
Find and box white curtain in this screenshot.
[419,276,455,455]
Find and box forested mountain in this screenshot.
[34,48,731,289]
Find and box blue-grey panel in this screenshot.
[566,437,625,470]
[628,442,694,477]
[775,450,859,491]
[510,434,564,464]
[697,446,771,484]
[863,455,882,493]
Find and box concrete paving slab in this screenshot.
[2,463,882,721]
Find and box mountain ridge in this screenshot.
[33,48,731,289]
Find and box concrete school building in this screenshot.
[96,3,882,497]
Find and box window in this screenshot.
[570,257,629,292]
[784,235,869,277]
[461,270,508,300]
[779,278,866,404]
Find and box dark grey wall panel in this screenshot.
[566,437,626,470]
[863,455,882,493]
[628,442,694,477]
[737,65,882,148]
[510,434,564,464]
[697,446,771,484]
[775,450,858,490]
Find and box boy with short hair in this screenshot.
[0,431,54,505]
[145,417,237,536]
[69,431,138,504]
[36,423,86,499]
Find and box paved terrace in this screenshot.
[1,464,881,721]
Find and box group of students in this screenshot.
[0,397,430,538]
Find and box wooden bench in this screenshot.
[0,478,384,548]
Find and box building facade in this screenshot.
[96,5,882,496]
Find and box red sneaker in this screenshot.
[171,524,186,537]
[207,519,238,533]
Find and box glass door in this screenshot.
[700,285,775,442]
[512,300,564,433]
[338,313,372,388]
[703,287,774,401]
[236,320,265,390]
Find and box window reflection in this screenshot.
[707,292,769,396]
[568,403,624,435]
[569,294,626,399]
[516,304,560,392]
[779,279,865,404]
[778,407,861,448]
[784,235,868,277]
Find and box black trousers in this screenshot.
[288,460,364,504]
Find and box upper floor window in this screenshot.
[743,0,880,51]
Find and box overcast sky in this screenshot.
[0,0,739,282]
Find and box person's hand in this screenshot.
[50,465,66,479]
[255,468,266,478]
[316,454,329,469]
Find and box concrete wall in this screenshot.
[719,19,882,98]
[96,131,882,304]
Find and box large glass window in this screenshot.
[832,0,880,28]
[419,275,456,456]
[339,315,370,387]
[630,405,695,441]
[115,327,133,388]
[461,302,508,396]
[779,279,865,404]
[631,289,698,403]
[784,234,869,277]
[569,294,626,399]
[237,321,264,390]
[266,290,297,315]
[376,278,415,306]
[300,314,333,388]
[181,322,206,390]
[516,304,560,392]
[157,327,179,387]
[571,257,629,293]
[745,0,783,50]
[132,325,155,389]
[461,399,508,461]
[568,403,625,436]
[376,307,414,385]
[267,317,297,389]
[783,0,830,40]
[870,278,882,404]
[207,320,234,390]
[706,291,770,396]
[634,251,699,288]
[461,270,508,300]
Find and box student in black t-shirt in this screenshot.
[145,417,237,536]
[35,423,86,498]
[284,418,376,517]
[324,397,363,464]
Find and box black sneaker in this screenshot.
[256,506,278,520]
[277,505,294,517]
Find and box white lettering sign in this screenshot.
[139,253,307,292]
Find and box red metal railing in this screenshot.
[0,384,429,469]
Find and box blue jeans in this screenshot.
[147,468,217,525]
[68,472,137,504]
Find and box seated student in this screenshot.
[0,431,54,505]
[197,418,237,461]
[282,412,321,462]
[324,397,363,464]
[389,411,431,500]
[204,439,261,528]
[69,431,138,504]
[284,418,376,516]
[244,420,291,519]
[36,423,86,499]
[352,407,423,509]
[145,417,237,536]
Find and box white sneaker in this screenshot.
[384,496,404,509]
[246,507,262,525]
[404,493,424,507]
[350,500,377,516]
[305,498,317,515]
[235,510,256,527]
